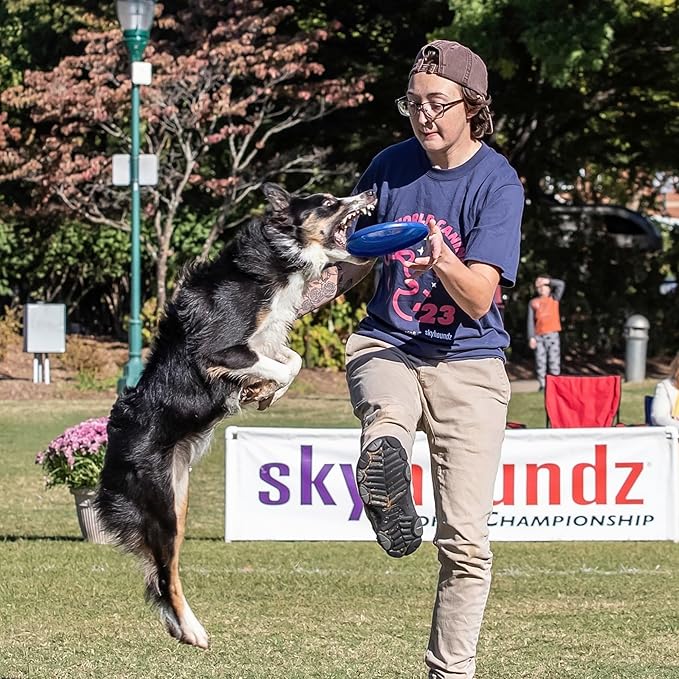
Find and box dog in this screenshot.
[95,183,376,649]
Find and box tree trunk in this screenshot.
[156,248,168,314]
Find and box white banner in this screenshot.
[224,426,679,542]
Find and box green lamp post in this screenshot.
[115,0,156,392]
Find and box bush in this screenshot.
[141,297,160,345]
[290,297,367,370]
[0,305,22,363]
[59,336,106,389]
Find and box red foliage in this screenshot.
[0,0,372,307]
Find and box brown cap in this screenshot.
[409,40,488,97]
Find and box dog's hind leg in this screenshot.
[153,433,213,649]
[97,417,215,649]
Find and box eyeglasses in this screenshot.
[395,96,465,121]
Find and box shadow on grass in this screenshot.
[0,534,85,542]
[0,534,225,543]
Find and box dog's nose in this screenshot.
[366,189,376,198]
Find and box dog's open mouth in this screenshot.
[334,202,376,248]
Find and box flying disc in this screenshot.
[347,221,429,257]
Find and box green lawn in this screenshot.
[1,380,677,679]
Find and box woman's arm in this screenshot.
[431,255,500,320]
[296,260,375,317]
[650,381,679,428]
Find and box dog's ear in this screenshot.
[262,183,291,213]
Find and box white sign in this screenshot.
[112,153,158,186]
[23,303,66,353]
[224,427,679,543]
[131,61,152,85]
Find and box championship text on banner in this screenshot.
[224,426,679,543]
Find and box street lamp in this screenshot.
[115,0,155,391]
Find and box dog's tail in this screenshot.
[95,397,212,648]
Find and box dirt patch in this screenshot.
[506,351,671,381]
[0,336,124,401]
[0,335,351,402]
[0,334,672,401]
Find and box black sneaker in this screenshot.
[356,436,423,558]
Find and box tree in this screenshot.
[0,0,104,90]
[440,0,679,204]
[283,0,454,178]
[432,0,679,355]
[0,0,372,311]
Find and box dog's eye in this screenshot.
[322,199,335,207]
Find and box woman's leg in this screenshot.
[419,357,510,679]
[345,334,424,557]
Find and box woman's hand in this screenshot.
[402,219,447,277]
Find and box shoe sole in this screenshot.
[356,436,423,558]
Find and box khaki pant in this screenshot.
[345,334,510,679]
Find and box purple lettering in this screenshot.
[300,445,335,505]
[340,463,363,521]
[259,463,290,505]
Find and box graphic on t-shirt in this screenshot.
[385,216,465,329]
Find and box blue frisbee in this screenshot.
[347,221,429,257]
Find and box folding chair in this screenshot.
[544,375,622,428]
[644,395,654,425]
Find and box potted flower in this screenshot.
[35,416,110,543]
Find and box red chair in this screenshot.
[545,375,622,428]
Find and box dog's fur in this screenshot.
[95,183,376,648]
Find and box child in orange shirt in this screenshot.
[527,275,565,390]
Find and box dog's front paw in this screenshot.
[277,347,303,378]
[240,379,279,405]
[247,380,293,410]
[261,378,297,409]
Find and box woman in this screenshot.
[298,39,523,679]
[651,351,679,429]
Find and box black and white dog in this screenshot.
[95,183,376,648]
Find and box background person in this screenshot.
[298,39,523,679]
[650,351,679,429]
[527,275,565,390]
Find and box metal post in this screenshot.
[116,13,152,393]
[126,80,143,387]
[118,41,147,392]
[624,314,650,382]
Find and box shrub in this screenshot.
[0,305,22,363]
[59,336,106,388]
[290,297,367,370]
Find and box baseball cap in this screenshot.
[409,40,488,97]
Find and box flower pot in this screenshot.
[71,488,111,544]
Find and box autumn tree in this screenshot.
[0,0,372,311]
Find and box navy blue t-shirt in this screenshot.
[353,138,523,361]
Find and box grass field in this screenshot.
[1,380,678,679]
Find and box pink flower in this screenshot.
[36,416,109,467]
